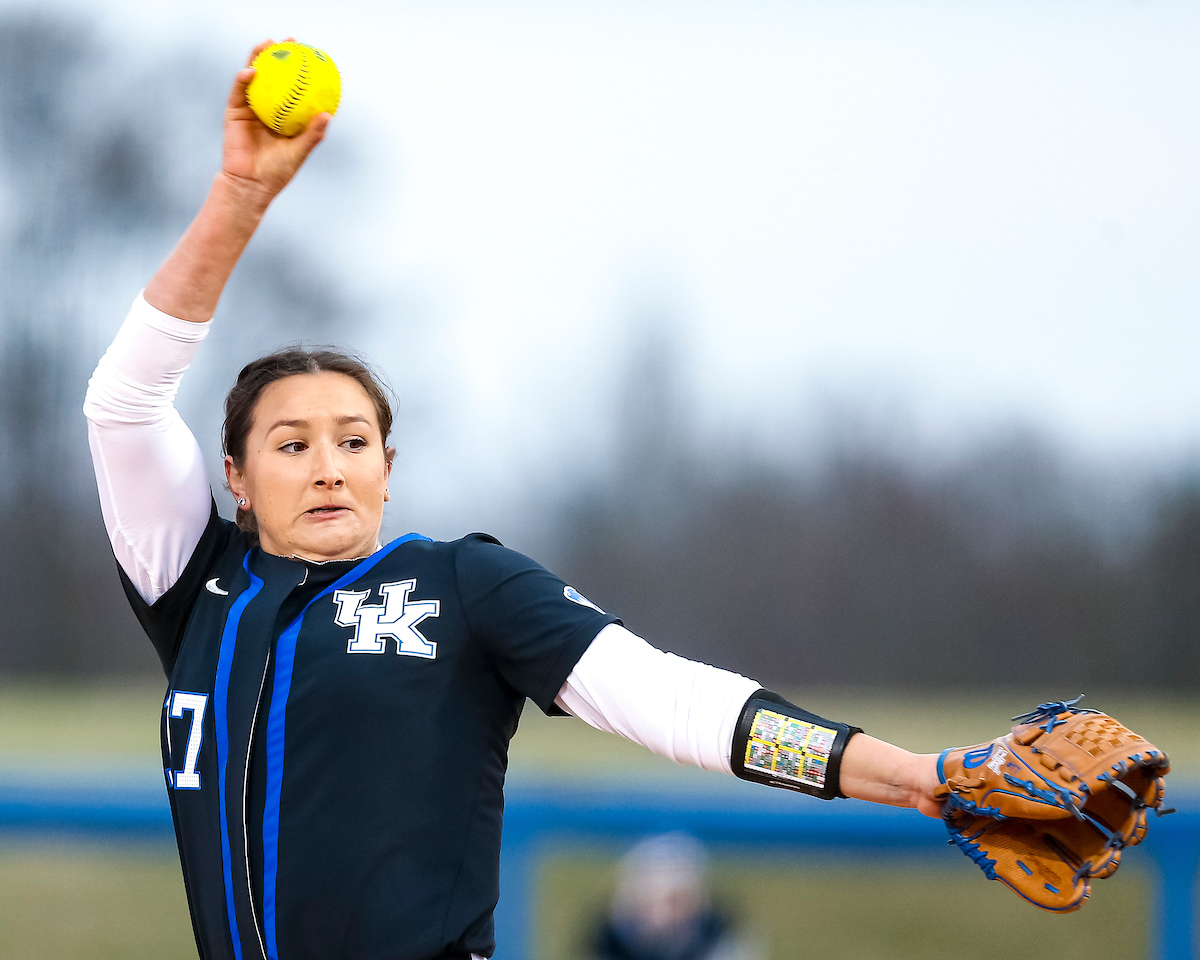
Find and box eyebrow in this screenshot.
[266,415,372,434]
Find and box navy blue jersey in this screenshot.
[120,502,617,960]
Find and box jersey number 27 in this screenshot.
[166,690,208,790]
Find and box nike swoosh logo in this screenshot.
[205,578,229,596]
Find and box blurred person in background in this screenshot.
[587,833,763,960]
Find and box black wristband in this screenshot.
[731,689,862,800]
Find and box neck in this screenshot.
[285,542,382,564]
[257,532,383,563]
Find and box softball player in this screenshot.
[84,45,941,960]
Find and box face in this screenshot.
[225,372,392,561]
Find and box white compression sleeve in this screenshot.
[555,624,762,774]
[83,293,213,604]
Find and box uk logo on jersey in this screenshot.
[333,579,441,658]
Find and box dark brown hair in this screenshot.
[223,347,396,537]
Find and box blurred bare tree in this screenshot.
[552,325,1200,692]
[1141,484,1200,686]
[0,15,348,674]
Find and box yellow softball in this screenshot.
[246,41,341,137]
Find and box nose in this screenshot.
[313,441,344,488]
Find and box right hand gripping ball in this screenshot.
[247,41,341,137]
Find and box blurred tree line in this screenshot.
[551,327,1200,692]
[0,14,1196,690]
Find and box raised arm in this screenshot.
[85,41,331,602]
[145,39,330,321]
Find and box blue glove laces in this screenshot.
[1010,695,1100,733]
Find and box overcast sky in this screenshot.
[9,0,1200,535]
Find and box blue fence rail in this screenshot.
[1,779,1196,959]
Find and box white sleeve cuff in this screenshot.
[83,291,211,425]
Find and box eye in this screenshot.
[342,436,368,451]
[279,440,307,454]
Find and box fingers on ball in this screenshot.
[247,39,275,66]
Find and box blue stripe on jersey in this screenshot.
[261,534,431,960]
[215,552,264,960]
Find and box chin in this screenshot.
[292,526,372,561]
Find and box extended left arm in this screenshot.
[557,626,940,817]
[839,733,941,817]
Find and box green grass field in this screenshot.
[0,842,196,960]
[0,682,1192,959]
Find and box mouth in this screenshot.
[306,505,349,518]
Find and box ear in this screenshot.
[225,455,250,509]
[383,452,393,502]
